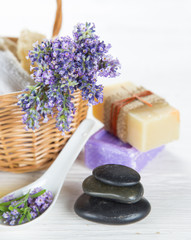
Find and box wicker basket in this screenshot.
[0,0,88,173]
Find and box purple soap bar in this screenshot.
[85,128,164,172]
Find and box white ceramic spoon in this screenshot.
[0,119,95,228]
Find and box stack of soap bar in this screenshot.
[85,128,164,171]
[93,82,180,152]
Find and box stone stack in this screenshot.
[74,164,151,225]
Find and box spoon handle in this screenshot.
[41,119,95,191]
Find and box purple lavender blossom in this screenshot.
[0,187,53,226]
[2,212,10,219]
[30,187,43,195]
[3,194,14,202]
[35,196,45,207]
[18,22,121,133]
[9,219,16,226]
[11,209,19,216]
[40,203,49,212]
[30,211,37,219]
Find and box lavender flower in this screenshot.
[9,219,16,226]
[3,194,14,202]
[2,212,10,219]
[11,209,19,216]
[0,187,53,226]
[18,22,121,133]
[30,211,37,219]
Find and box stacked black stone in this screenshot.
[74,164,151,225]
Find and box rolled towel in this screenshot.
[0,48,34,95]
[17,29,46,74]
[0,37,18,59]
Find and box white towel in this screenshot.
[0,48,34,95]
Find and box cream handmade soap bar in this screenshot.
[93,82,180,152]
[93,82,136,122]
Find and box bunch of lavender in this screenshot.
[18,22,120,133]
[0,187,53,225]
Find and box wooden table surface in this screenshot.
[0,144,191,240]
[0,0,191,239]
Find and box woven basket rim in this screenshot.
[0,91,23,99]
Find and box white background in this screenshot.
[0,0,191,239]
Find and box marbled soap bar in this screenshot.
[93,82,180,152]
[85,128,164,171]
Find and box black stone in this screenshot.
[74,194,151,225]
[93,164,140,186]
[83,175,144,204]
